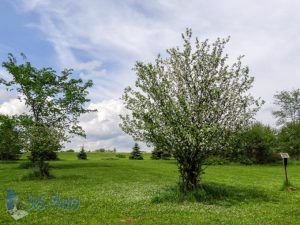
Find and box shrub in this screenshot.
[102,157,119,160]
[238,156,254,165]
[116,154,126,158]
[77,147,87,160]
[129,143,143,160]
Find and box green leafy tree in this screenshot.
[120,29,263,191]
[232,123,278,164]
[278,122,300,158]
[273,89,300,125]
[77,146,87,160]
[0,53,95,177]
[129,143,143,160]
[0,115,22,160]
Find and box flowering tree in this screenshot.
[120,29,263,191]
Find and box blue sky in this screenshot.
[1,0,300,151]
[0,1,55,68]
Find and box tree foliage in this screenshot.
[277,122,300,158]
[0,115,22,160]
[129,143,143,160]
[231,123,278,164]
[273,89,300,125]
[120,29,263,191]
[1,53,95,138]
[151,147,172,160]
[77,146,87,160]
[0,53,95,177]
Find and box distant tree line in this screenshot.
[94,148,117,153]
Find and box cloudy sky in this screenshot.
[0,0,300,151]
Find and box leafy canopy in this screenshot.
[0,53,95,139]
[0,115,22,160]
[120,29,263,191]
[273,89,300,125]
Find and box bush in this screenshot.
[77,147,87,160]
[238,156,254,165]
[129,143,143,160]
[102,157,119,160]
[116,154,126,158]
[204,156,230,165]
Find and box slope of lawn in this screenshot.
[1,152,300,225]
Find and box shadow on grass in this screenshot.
[0,160,21,164]
[51,161,114,169]
[20,172,87,181]
[152,182,274,206]
[55,174,88,180]
[280,180,297,192]
[18,161,35,169]
[21,172,55,181]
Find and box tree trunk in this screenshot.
[36,160,50,179]
[177,156,202,192]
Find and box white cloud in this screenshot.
[7,0,300,150]
[0,98,27,115]
[65,99,149,152]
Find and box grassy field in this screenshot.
[1,152,300,225]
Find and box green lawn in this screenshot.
[1,152,300,225]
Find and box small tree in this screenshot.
[1,53,95,177]
[77,146,87,160]
[273,89,300,125]
[120,29,263,191]
[129,143,143,160]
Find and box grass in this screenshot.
[0,152,300,224]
